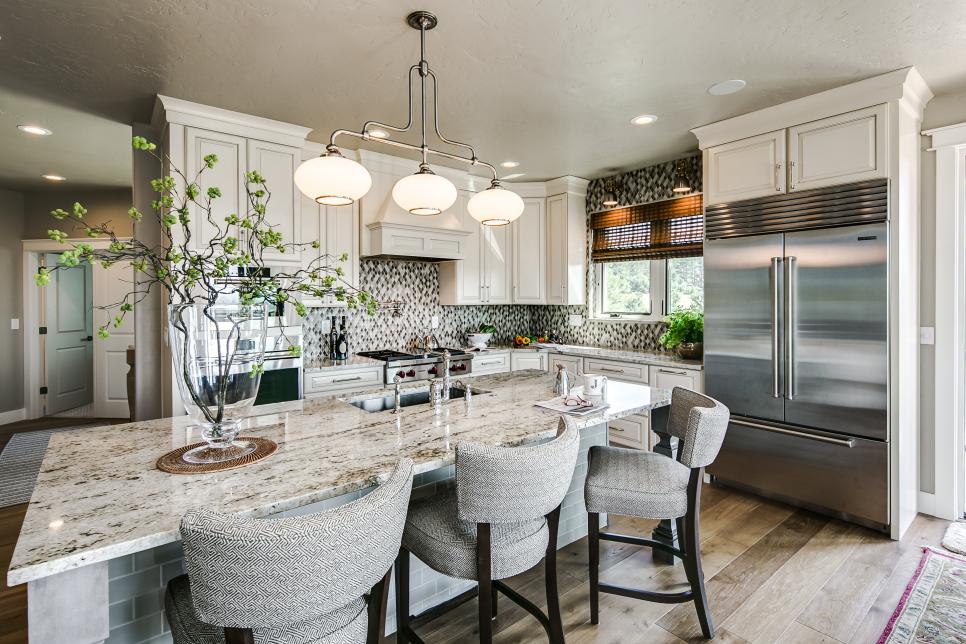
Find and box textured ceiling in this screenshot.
[1,0,965,187]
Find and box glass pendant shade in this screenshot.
[672,176,690,193]
[467,183,525,226]
[602,190,618,207]
[392,170,458,215]
[294,154,372,206]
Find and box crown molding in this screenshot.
[545,175,590,197]
[153,95,311,148]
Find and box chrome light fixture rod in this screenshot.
[326,11,499,181]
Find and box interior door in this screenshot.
[45,254,94,415]
[93,261,134,418]
[704,234,785,422]
[783,223,888,440]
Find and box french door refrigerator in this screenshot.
[704,179,890,531]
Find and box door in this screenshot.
[546,194,567,304]
[704,234,785,422]
[184,128,247,252]
[787,105,886,192]
[44,254,94,415]
[483,224,511,304]
[706,130,785,205]
[512,198,546,303]
[92,261,134,418]
[783,223,888,440]
[248,139,301,265]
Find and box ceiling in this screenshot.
[1,0,965,184]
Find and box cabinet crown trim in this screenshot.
[153,95,312,146]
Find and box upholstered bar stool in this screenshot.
[585,388,729,639]
[395,417,580,644]
[164,458,414,644]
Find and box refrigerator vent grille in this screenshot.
[705,179,888,239]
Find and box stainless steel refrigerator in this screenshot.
[704,179,890,531]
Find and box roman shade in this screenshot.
[591,194,704,262]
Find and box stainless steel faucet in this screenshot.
[391,374,403,414]
[456,380,472,401]
[422,333,440,355]
[441,349,452,400]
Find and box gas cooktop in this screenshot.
[356,348,472,383]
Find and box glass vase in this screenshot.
[168,303,268,464]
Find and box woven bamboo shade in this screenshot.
[591,194,704,262]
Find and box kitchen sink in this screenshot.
[347,386,476,413]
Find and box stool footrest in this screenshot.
[599,530,686,559]
[493,580,552,637]
[598,581,694,605]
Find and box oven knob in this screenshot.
[396,370,407,378]
[407,369,416,377]
[450,364,458,371]
[458,363,467,371]
[428,366,437,375]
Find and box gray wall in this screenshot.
[918,87,966,493]
[0,189,25,414]
[22,188,133,240]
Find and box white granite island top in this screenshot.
[7,371,670,587]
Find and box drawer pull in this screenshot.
[657,368,688,376]
[479,359,503,366]
[732,418,855,448]
[611,426,625,432]
[597,367,625,374]
[332,376,364,383]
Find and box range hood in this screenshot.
[366,221,472,261]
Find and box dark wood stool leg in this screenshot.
[477,523,494,644]
[682,470,714,639]
[394,548,411,644]
[545,507,565,644]
[367,568,392,644]
[588,512,600,625]
[491,584,498,619]
[224,628,254,644]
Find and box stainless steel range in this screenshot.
[356,348,473,384]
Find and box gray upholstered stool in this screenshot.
[164,458,414,644]
[585,387,729,639]
[395,418,579,644]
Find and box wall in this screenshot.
[303,156,701,362]
[21,187,133,239]
[0,189,25,415]
[918,87,966,493]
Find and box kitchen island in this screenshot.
[8,371,671,644]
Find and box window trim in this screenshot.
[592,260,666,323]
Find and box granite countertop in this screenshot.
[533,344,703,370]
[7,371,670,586]
[303,355,383,372]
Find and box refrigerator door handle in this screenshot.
[731,417,856,448]
[770,257,783,398]
[784,256,797,400]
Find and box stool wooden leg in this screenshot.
[477,523,493,644]
[224,628,254,644]
[683,470,714,639]
[367,568,391,644]
[491,584,498,619]
[395,548,411,644]
[545,507,565,644]
[588,512,600,625]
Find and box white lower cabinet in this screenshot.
[471,352,511,376]
[650,365,704,392]
[303,367,383,397]
[547,353,582,377]
[511,351,547,372]
[583,357,648,384]
[608,413,649,450]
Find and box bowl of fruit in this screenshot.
[468,323,497,349]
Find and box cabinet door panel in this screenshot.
[707,131,785,205]
[546,194,566,305]
[609,414,647,449]
[512,198,546,303]
[651,366,699,392]
[483,224,512,304]
[548,353,582,376]
[248,140,300,264]
[325,202,359,289]
[185,128,247,251]
[788,105,886,192]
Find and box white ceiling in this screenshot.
[1,0,965,185]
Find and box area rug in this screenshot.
[877,547,966,643]
[0,426,95,508]
[941,521,966,556]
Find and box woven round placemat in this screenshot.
[156,437,278,474]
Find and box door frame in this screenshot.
[21,238,133,419]
[925,121,966,520]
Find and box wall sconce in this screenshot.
[601,177,619,207]
[672,159,691,193]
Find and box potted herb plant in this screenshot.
[658,310,704,359]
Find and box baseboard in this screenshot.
[918,491,937,517]
[0,408,27,426]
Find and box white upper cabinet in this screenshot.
[439,191,484,305]
[482,223,512,304]
[706,130,785,205]
[546,186,586,306]
[184,128,247,251]
[511,198,546,304]
[247,139,301,265]
[787,105,886,192]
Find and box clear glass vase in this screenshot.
[168,303,268,464]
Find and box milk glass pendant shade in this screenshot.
[392,168,458,215]
[294,151,372,206]
[468,182,525,226]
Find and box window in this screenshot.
[595,257,703,320]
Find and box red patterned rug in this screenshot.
[878,547,966,643]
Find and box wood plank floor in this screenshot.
[392,485,950,644]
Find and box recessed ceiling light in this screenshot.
[708,79,746,96]
[631,114,658,126]
[367,128,389,139]
[42,174,67,182]
[18,124,53,136]
[500,160,520,168]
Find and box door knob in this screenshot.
[82,336,93,341]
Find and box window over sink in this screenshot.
[595,256,704,321]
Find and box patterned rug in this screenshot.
[942,522,966,556]
[878,547,966,643]
[0,426,95,508]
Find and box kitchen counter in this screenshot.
[8,371,669,587]
[471,343,703,370]
[303,354,383,372]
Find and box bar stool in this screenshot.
[395,417,580,644]
[164,458,414,644]
[585,388,729,639]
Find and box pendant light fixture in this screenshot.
[672,159,691,193]
[294,11,523,225]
